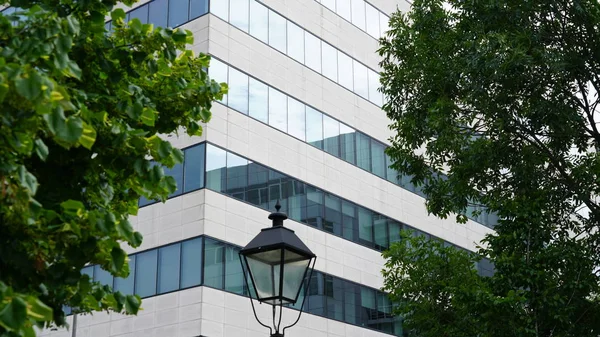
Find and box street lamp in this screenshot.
[239,201,316,337]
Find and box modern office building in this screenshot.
[21,0,496,336]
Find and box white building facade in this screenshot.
[34,0,497,336]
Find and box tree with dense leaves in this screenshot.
[379,0,600,336]
[0,1,226,335]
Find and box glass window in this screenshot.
[268,169,287,212]
[135,250,158,298]
[351,0,366,30]
[230,0,249,32]
[380,12,389,36]
[373,214,388,249]
[82,266,94,280]
[340,124,355,165]
[385,153,399,185]
[206,145,227,192]
[358,207,373,244]
[158,244,181,294]
[148,0,168,28]
[322,0,336,12]
[321,43,338,82]
[184,144,205,192]
[286,179,306,222]
[324,194,342,235]
[337,52,353,90]
[360,287,377,328]
[388,220,402,244]
[211,0,229,20]
[287,22,305,63]
[249,78,268,123]
[337,0,351,21]
[344,281,360,324]
[226,152,248,201]
[181,238,203,288]
[228,67,249,114]
[306,107,323,149]
[94,265,113,287]
[204,238,225,289]
[288,97,306,141]
[165,162,183,198]
[129,5,148,24]
[305,33,322,73]
[249,0,268,43]
[247,162,269,208]
[268,88,287,132]
[365,3,380,38]
[368,70,382,106]
[356,132,371,171]
[168,0,188,27]
[225,246,245,294]
[306,273,326,316]
[305,186,324,229]
[190,0,209,19]
[268,10,287,53]
[353,60,369,99]
[323,115,340,158]
[210,59,228,105]
[371,140,386,178]
[114,255,135,295]
[325,275,344,321]
[342,200,357,241]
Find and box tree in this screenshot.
[0,0,226,335]
[379,0,600,336]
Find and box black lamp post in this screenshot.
[239,201,316,337]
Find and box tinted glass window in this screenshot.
[249,78,268,123]
[368,70,382,106]
[338,52,353,90]
[305,186,324,229]
[82,266,94,280]
[129,5,148,24]
[230,0,249,32]
[385,153,399,184]
[114,255,135,295]
[358,206,373,244]
[306,273,326,316]
[337,0,351,21]
[361,287,377,329]
[287,22,305,63]
[356,132,371,171]
[371,140,386,178]
[350,0,366,30]
[190,0,209,19]
[135,250,158,298]
[305,33,322,73]
[340,124,355,164]
[325,275,344,321]
[247,162,269,208]
[373,214,388,249]
[341,200,357,241]
[249,0,268,43]
[210,59,229,105]
[388,220,402,244]
[353,60,369,99]
[226,152,248,201]
[268,88,287,132]
[323,115,340,158]
[225,246,245,294]
[206,145,227,192]
[286,179,306,222]
[168,0,188,27]
[306,107,323,149]
[288,97,306,141]
[211,0,229,20]
[158,244,181,293]
[94,265,113,287]
[181,238,203,288]
[344,281,360,324]
[268,10,287,53]
[184,144,205,192]
[365,3,380,38]
[165,162,183,197]
[148,0,168,28]
[321,43,338,82]
[324,194,342,235]
[228,67,249,114]
[204,238,225,289]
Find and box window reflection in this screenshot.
[305,33,322,73]
[135,250,157,298]
[206,145,227,192]
[323,115,340,158]
[228,67,249,114]
[268,10,287,53]
[226,152,248,201]
[249,78,269,123]
[288,97,306,141]
[249,0,269,43]
[306,107,324,149]
[268,88,288,132]
[211,0,229,20]
[321,43,338,82]
[158,244,181,293]
[338,52,353,90]
[365,3,380,38]
[190,0,209,19]
[340,124,356,165]
[287,22,305,63]
[230,0,249,32]
[148,0,168,27]
[129,5,148,24]
[353,60,369,99]
[336,0,352,21]
[168,0,188,27]
[351,0,366,30]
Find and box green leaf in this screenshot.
[157,140,172,159]
[140,107,155,126]
[111,9,126,24]
[110,247,126,274]
[124,295,140,315]
[26,297,53,321]
[60,200,84,213]
[0,80,8,103]
[79,122,97,150]
[55,34,73,55]
[34,139,49,161]
[0,297,27,330]
[15,71,44,101]
[56,116,83,144]
[18,165,38,195]
[172,29,187,43]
